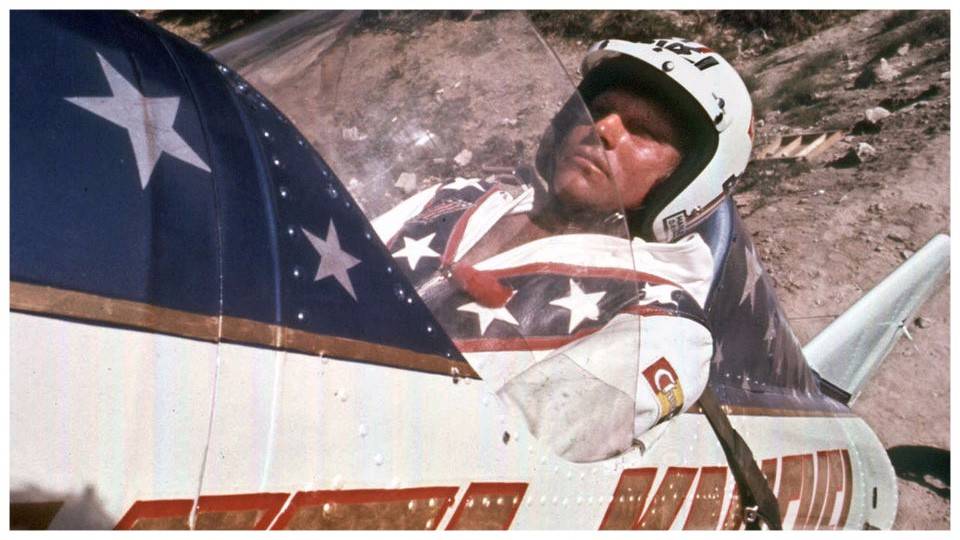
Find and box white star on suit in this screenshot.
[441,177,485,192]
[302,220,362,301]
[549,279,606,333]
[65,53,211,189]
[393,233,440,271]
[458,300,519,335]
[638,283,679,307]
[738,243,765,311]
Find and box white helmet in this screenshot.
[581,38,754,242]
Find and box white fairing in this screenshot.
[804,233,950,402]
[11,312,896,529]
[10,313,218,527]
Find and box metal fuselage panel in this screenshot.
[10,313,896,530]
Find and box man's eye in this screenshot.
[625,119,650,136]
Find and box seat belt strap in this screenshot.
[698,386,783,530]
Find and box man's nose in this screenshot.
[595,113,627,150]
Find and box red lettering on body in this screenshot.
[796,453,816,529]
[682,466,727,529]
[115,493,288,530]
[446,482,527,530]
[598,468,658,529]
[634,467,698,529]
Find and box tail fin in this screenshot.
[804,234,950,404]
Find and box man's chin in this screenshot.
[551,170,623,211]
[554,188,621,216]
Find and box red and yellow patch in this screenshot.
[643,357,685,423]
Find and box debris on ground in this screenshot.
[394,172,418,194]
[453,149,473,167]
[865,106,892,123]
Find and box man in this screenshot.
[373,38,753,462]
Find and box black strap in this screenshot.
[698,386,782,530]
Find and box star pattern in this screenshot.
[302,220,362,301]
[458,300,519,335]
[393,233,441,271]
[440,177,485,192]
[65,52,210,189]
[762,308,777,349]
[638,283,679,308]
[738,242,765,312]
[549,279,607,333]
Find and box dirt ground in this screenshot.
[737,12,950,529]
[147,9,950,529]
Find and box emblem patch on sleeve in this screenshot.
[642,357,685,423]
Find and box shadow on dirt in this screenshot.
[10,484,113,530]
[887,445,950,499]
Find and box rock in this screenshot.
[900,249,915,260]
[874,245,883,252]
[453,149,473,167]
[875,58,901,82]
[394,172,417,195]
[865,106,892,123]
[348,178,361,191]
[500,117,518,127]
[941,71,950,80]
[887,232,906,243]
[897,43,911,56]
[914,316,932,328]
[856,142,878,160]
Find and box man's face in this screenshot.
[552,88,683,213]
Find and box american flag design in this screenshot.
[10,11,469,374]
[383,180,710,352]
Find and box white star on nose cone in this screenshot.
[458,300,519,335]
[638,283,679,307]
[441,177,485,192]
[393,233,440,271]
[549,279,607,333]
[65,53,211,189]
[302,220,362,301]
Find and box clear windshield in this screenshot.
[214,11,644,462]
